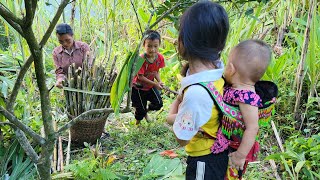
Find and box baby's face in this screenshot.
[223,49,236,84]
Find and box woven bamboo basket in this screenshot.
[70,114,110,144]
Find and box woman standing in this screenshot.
[52,23,91,88]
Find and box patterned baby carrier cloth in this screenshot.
[196,81,278,162]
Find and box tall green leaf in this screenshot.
[110,49,144,114]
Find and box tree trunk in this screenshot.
[37,141,55,180]
[24,26,55,180]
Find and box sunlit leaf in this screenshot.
[1,80,8,98]
[294,161,305,174]
[142,154,182,177]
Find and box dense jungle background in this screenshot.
[0,0,319,179]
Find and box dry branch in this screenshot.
[0,106,45,144]
[15,129,39,163]
[0,3,23,26]
[163,85,178,95]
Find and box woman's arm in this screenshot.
[53,52,65,88]
[229,103,259,170]
[167,98,181,125]
[168,96,189,146]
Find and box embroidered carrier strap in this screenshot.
[196,81,277,139]
[196,82,243,121]
[196,82,246,139]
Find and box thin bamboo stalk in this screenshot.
[103,1,108,62]
[106,0,117,65]
[108,55,117,79]
[70,78,76,116]
[294,0,315,120]
[271,120,284,152]
[72,64,78,116]
[274,0,290,54]
[70,0,76,29]
[53,120,57,172]
[79,1,82,41]
[77,75,82,115]
[66,130,71,166]
[104,72,117,107]
[269,120,283,179]
[58,136,64,171]
[67,66,75,116]
[268,159,281,180]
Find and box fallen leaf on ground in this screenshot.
[107,155,117,165]
[160,150,178,159]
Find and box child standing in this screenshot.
[131,30,165,125]
[209,40,277,179]
[167,1,230,179]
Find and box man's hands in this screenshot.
[55,79,63,89]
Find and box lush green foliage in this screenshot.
[0,139,36,179]
[266,133,320,179]
[63,145,121,180]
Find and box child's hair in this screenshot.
[232,39,271,82]
[56,23,73,35]
[178,1,229,63]
[144,30,161,45]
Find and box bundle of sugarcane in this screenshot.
[62,54,117,120]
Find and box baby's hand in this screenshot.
[228,151,246,171]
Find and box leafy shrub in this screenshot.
[0,139,36,180]
[65,153,122,180]
[266,133,320,180]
